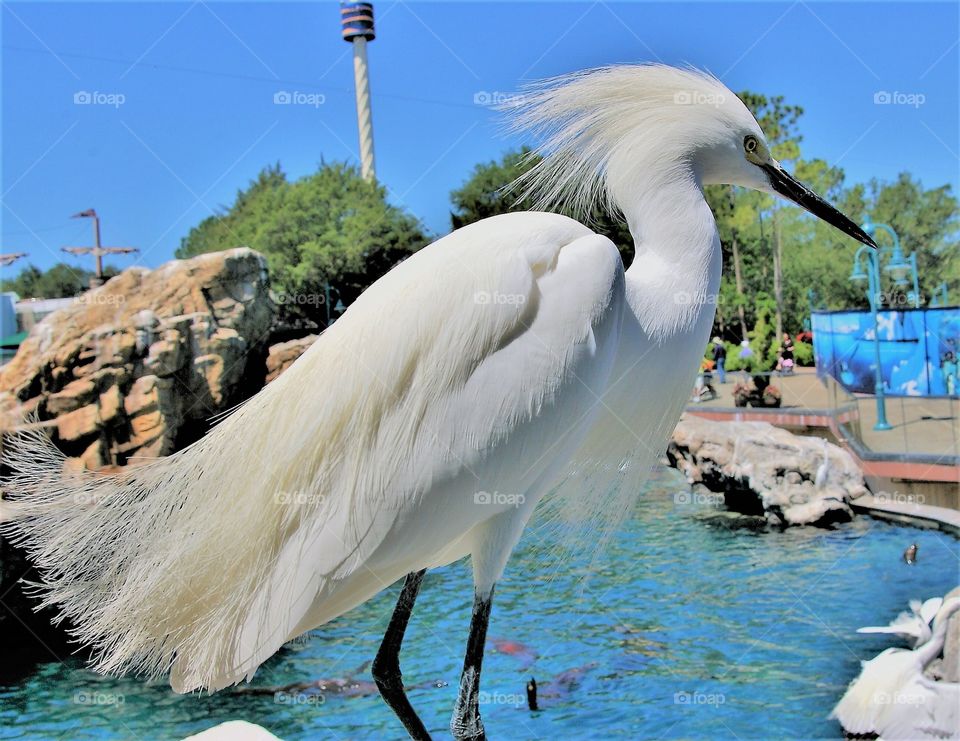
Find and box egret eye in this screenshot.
[744,135,759,153]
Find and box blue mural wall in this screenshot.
[812,307,960,397]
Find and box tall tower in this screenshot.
[340,2,376,181]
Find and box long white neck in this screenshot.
[917,597,960,667]
[619,165,721,343]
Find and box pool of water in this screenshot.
[2,468,958,740]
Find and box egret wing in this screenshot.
[3,212,624,693]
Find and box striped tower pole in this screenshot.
[340,2,377,181]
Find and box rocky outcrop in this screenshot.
[265,334,318,383]
[0,248,275,468]
[668,415,866,527]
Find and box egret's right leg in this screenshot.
[372,569,431,740]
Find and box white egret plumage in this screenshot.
[1,65,876,739]
[857,597,944,648]
[832,597,960,739]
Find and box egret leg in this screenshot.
[372,569,431,741]
[451,586,495,741]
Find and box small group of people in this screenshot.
[692,332,800,402]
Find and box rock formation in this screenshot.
[265,334,318,383]
[0,248,275,468]
[668,415,866,527]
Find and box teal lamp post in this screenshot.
[862,221,920,308]
[850,240,893,431]
[930,282,949,307]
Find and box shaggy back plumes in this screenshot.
[506,64,743,220]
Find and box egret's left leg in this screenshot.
[450,584,495,741]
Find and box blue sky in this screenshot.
[2,1,958,275]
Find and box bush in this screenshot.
[793,339,814,366]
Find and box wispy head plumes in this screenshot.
[503,64,737,220]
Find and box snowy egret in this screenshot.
[814,438,830,489]
[831,597,960,739]
[2,65,876,739]
[857,597,944,648]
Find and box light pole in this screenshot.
[323,283,346,328]
[850,243,893,431]
[862,221,920,308]
[930,282,950,307]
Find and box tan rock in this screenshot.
[57,404,100,443]
[80,438,107,470]
[98,385,123,424]
[0,248,275,467]
[266,335,318,383]
[130,410,163,438]
[46,379,96,416]
[124,375,159,416]
[668,415,862,526]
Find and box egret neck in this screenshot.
[620,164,722,344]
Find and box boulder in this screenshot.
[668,415,865,527]
[265,334,318,383]
[0,248,275,468]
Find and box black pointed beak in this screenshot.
[761,163,877,248]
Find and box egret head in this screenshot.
[509,64,876,248]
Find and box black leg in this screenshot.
[451,586,495,741]
[372,570,431,741]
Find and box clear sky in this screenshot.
[2,1,958,275]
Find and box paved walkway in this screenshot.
[690,368,959,462]
[849,493,960,536]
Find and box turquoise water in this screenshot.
[2,468,958,740]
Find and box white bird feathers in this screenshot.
[832,597,960,740]
[856,597,944,648]
[2,64,777,694]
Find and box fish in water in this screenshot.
[233,661,446,700]
[523,662,600,710]
[903,543,918,564]
[490,637,539,670]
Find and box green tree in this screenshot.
[178,162,429,318]
[0,263,119,299]
[450,147,636,264]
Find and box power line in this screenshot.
[3,44,486,111]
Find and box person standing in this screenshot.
[779,333,795,376]
[712,336,727,384]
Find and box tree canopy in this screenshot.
[0,263,119,299]
[177,162,429,319]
